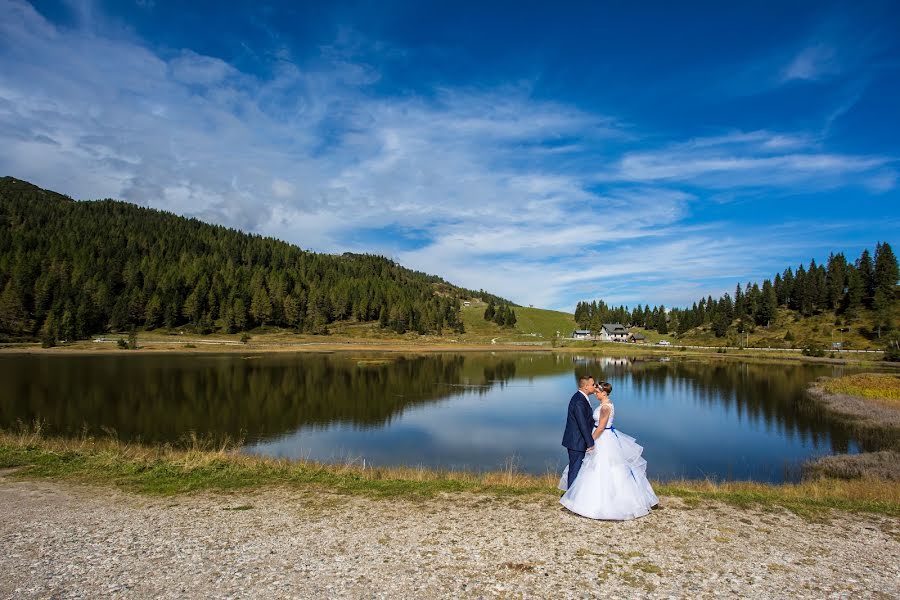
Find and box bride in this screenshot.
[558,381,658,520]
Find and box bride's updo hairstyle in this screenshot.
[597,381,613,395]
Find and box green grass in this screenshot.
[675,305,900,351]
[459,303,576,343]
[1,428,898,516]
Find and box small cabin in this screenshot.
[572,329,592,340]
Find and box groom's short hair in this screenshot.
[578,374,594,388]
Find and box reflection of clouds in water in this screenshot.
[246,358,862,482]
[1,351,869,482]
[248,374,572,471]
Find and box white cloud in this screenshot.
[271,178,295,198]
[0,1,895,312]
[600,131,894,190]
[781,44,840,82]
[169,50,237,85]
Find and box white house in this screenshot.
[598,323,629,342]
[572,329,592,340]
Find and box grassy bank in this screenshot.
[820,373,900,405]
[1,427,898,518]
[803,374,900,481]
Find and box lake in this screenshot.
[0,352,878,482]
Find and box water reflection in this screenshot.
[0,352,881,482]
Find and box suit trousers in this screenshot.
[567,449,587,488]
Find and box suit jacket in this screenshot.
[561,390,595,451]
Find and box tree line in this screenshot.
[575,242,898,338]
[0,178,510,342]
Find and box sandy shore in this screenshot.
[1,472,897,599]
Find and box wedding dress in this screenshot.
[558,403,658,520]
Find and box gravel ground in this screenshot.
[1,471,898,599]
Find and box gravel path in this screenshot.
[1,472,898,599]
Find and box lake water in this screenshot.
[0,352,876,482]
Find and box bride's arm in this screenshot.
[592,404,612,440]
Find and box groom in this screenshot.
[561,374,597,488]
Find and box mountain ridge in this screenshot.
[0,177,510,341]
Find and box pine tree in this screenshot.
[874,242,899,300]
[484,302,496,321]
[857,249,876,308]
[825,253,848,309]
[780,268,794,307]
[250,286,273,325]
[656,306,668,334]
[844,265,863,315]
[759,279,777,327]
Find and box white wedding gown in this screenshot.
[559,403,659,520]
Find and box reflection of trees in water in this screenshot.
[625,360,872,453]
[0,353,872,454]
[545,354,874,454]
[0,354,524,442]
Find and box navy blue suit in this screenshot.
[561,390,595,488]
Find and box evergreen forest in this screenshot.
[0,178,509,342]
[575,242,899,340]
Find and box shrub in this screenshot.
[802,343,825,357]
[886,337,900,362]
[116,338,128,349]
[240,333,251,344]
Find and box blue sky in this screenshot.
[1,0,898,310]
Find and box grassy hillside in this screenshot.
[460,302,576,344]
[674,305,899,350]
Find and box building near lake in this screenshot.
[599,323,629,342]
[572,329,592,340]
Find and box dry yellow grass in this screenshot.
[2,425,899,515]
[821,373,900,405]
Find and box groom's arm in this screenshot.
[574,404,595,452]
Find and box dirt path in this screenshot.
[1,474,898,599]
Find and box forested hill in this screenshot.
[575,241,898,345]
[0,177,508,341]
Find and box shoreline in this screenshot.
[802,375,900,480]
[1,338,896,368]
[2,430,898,516]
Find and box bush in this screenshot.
[40,334,56,348]
[885,337,900,362]
[240,333,251,344]
[116,338,128,349]
[802,343,825,357]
